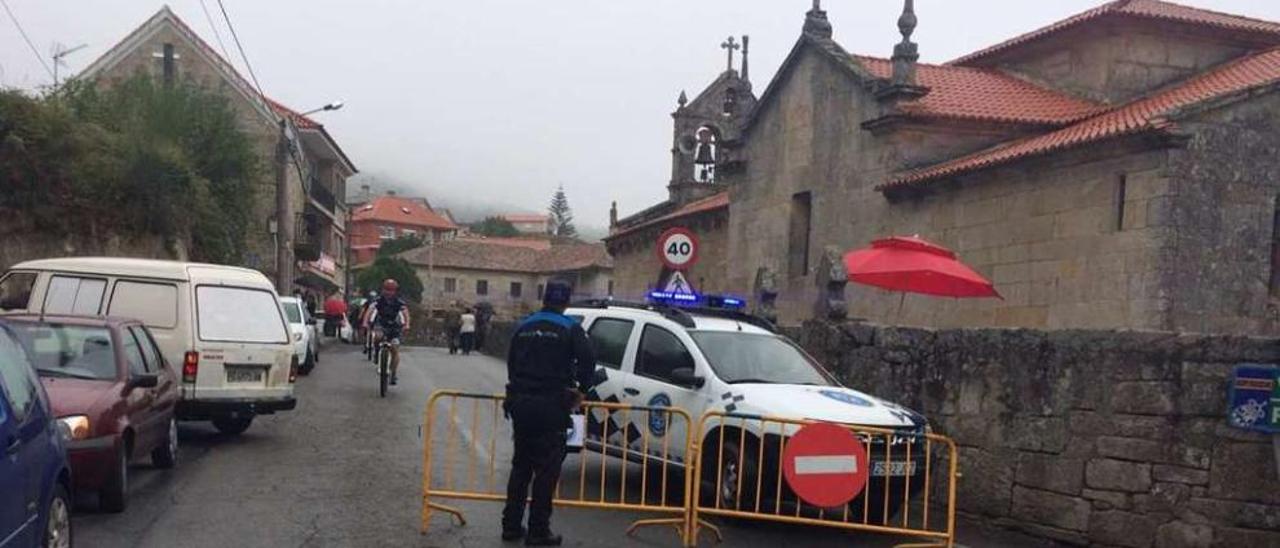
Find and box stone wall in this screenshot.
[1164,92,1280,335]
[795,320,1280,547]
[988,20,1248,104]
[0,215,184,271]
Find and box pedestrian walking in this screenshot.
[444,302,462,354]
[501,281,595,546]
[322,291,347,337]
[459,307,477,355]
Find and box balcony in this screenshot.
[309,177,337,213]
[294,212,321,262]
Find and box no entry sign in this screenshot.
[657,227,699,271]
[782,422,869,508]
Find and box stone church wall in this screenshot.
[607,210,730,300]
[1164,91,1280,336]
[793,319,1280,547]
[728,45,1180,331]
[990,21,1249,104]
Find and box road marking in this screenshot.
[794,455,858,475]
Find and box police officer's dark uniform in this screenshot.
[501,282,595,546]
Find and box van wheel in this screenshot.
[213,416,253,436]
[151,417,178,469]
[43,483,72,548]
[101,444,128,512]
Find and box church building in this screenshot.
[610,0,1280,335]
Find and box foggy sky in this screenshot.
[3,1,1279,234]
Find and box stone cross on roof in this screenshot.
[721,36,740,72]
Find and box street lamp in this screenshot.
[300,101,344,117]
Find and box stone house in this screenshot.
[397,239,613,319]
[349,193,459,265]
[613,0,1280,334]
[77,7,356,294]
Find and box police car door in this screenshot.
[614,321,706,466]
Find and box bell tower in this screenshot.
[668,35,757,206]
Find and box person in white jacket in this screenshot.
[459,308,477,355]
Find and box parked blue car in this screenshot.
[0,320,73,548]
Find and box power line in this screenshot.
[197,0,234,66]
[213,0,310,196]
[214,0,269,105]
[1,0,54,81]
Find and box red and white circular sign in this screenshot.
[656,227,699,271]
[782,422,870,508]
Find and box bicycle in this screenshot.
[377,336,392,397]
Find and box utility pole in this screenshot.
[427,236,435,316]
[274,119,293,294]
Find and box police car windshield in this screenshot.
[689,331,834,386]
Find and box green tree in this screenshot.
[548,185,577,237]
[356,257,423,303]
[378,235,424,257]
[472,216,519,237]
[0,75,260,264]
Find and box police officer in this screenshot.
[501,281,595,546]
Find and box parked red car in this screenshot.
[6,315,180,512]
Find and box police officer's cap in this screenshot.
[543,280,572,307]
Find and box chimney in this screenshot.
[741,35,751,86]
[803,0,832,39]
[361,184,371,201]
[891,0,919,87]
[609,201,618,227]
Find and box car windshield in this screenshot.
[8,323,117,381]
[689,331,834,386]
[283,301,302,324]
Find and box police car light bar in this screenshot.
[647,291,747,310]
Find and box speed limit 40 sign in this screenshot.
[657,227,699,271]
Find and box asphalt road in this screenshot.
[73,344,1050,548]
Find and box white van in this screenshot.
[0,258,296,435]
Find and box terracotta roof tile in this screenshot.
[606,192,729,241]
[264,98,320,130]
[883,46,1280,189]
[855,56,1103,125]
[399,240,611,273]
[352,196,458,230]
[457,237,553,251]
[502,213,550,223]
[951,0,1280,66]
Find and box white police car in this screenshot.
[568,293,930,522]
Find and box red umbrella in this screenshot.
[843,236,1000,299]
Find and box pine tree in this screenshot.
[548,185,577,237]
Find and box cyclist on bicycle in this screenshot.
[363,279,410,385]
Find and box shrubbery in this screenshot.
[0,75,262,264]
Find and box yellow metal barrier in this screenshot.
[687,412,958,548]
[420,390,704,544]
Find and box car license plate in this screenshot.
[872,461,917,477]
[226,366,264,384]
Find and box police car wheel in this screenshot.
[700,435,761,511]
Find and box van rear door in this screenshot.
[193,286,292,395]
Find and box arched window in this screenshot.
[693,126,719,183]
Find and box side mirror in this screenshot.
[306,317,317,326]
[669,367,705,389]
[592,367,609,386]
[128,373,159,390]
